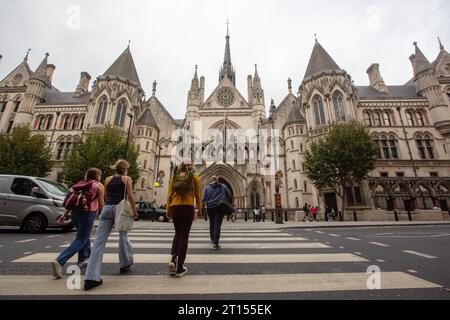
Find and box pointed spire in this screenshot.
[32,53,50,83]
[254,64,259,80]
[438,37,444,51]
[190,65,200,91]
[102,46,142,88]
[24,48,31,61]
[412,42,433,75]
[194,64,198,80]
[304,40,341,80]
[270,98,276,110]
[219,22,236,85]
[152,80,157,96]
[286,102,306,125]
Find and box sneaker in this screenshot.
[51,261,63,279]
[176,266,188,277]
[213,244,221,250]
[78,261,89,269]
[168,255,177,275]
[84,279,103,291]
[120,265,132,274]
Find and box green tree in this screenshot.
[62,127,140,186]
[0,125,52,177]
[304,121,379,219]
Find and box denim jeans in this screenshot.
[85,205,134,282]
[56,211,96,266]
[208,206,225,245]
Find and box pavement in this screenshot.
[0,221,449,300]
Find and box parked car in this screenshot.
[135,202,169,222]
[0,175,74,233]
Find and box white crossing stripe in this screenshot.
[369,242,390,247]
[0,273,440,296]
[346,237,362,241]
[111,232,292,237]
[13,253,368,264]
[108,236,308,241]
[15,239,36,243]
[403,250,437,259]
[60,242,331,249]
[124,229,284,234]
[329,234,340,237]
[315,231,324,234]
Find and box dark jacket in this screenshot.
[202,182,231,209]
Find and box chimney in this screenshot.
[46,64,56,84]
[74,72,91,97]
[366,63,389,93]
[409,54,417,76]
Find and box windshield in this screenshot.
[37,178,70,197]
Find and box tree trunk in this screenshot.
[341,185,346,221]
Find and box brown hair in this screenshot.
[110,159,129,175]
[85,168,102,181]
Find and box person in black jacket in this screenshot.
[202,176,232,250]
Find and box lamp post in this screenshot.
[269,114,284,224]
[396,107,417,177]
[124,113,134,158]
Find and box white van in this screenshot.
[0,175,74,233]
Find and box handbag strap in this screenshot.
[121,176,127,201]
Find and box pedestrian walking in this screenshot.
[331,208,336,221]
[303,203,310,222]
[202,176,232,250]
[51,168,104,279]
[167,162,202,277]
[261,205,266,222]
[84,160,138,291]
[253,208,261,222]
[312,206,318,221]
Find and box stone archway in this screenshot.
[200,164,246,208]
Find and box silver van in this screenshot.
[0,175,74,233]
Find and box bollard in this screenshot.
[272,212,275,222]
[245,211,248,222]
[339,211,343,221]
[285,211,288,222]
[325,211,328,222]
[407,210,412,221]
[353,210,358,222]
[394,210,399,221]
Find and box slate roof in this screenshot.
[356,85,425,100]
[137,108,158,128]
[304,41,342,79]
[102,47,142,88]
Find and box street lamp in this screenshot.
[48,111,61,149]
[269,114,284,224]
[124,113,134,158]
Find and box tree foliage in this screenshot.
[304,121,379,215]
[62,127,140,186]
[0,125,52,177]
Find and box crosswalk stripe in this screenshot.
[15,239,36,243]
[0,273,440,296]
[403,250,437,259]
[111,232,292,237]
[108,237,308,241]
[121,229,284,233]
[12,253,368,263]
[59,242,331,249]
[369,242,390,247]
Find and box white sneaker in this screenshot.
[176,266,188,278]
[51,261,63,279]
[78,261,89,269]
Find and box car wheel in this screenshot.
[22,213,48,233]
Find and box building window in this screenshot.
[114,99,128,127]
[295,198,300,208]
[37,116,45,130]
[300,143,303,152]
[56,142,65,160]
[146,141,150,151]
[406,111,415,126]
[71,116,79,130]
[430,172,439,177]
[346,186,364,205]
[95,96,108,124]
[396,172,405,177]
[416,134,435,159]
[313,95,326,126]
[6,121,14,133]
[383,112,392,126]
[364,111,372,127]
[290,140,294,149]
[374,112,382,126]
[374,135,399,159]
[380,172,389,177]
[416,111,425,126]
[143,160,147,170]
[304,181,307,192]
[389,135,398,159]
[332,91,346,122]
[141,179,145,189]
[294,179,298,189]
[13,100,21,112]
[0,101,6,113]
[292,160,296,170]
[46,116,53,130]
[79,115,85,129]
[62,116,71,130]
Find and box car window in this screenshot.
[0,177,11,193]
[11,178,39,196]
[37,178,69,197]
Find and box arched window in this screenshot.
[388,135,398,159]
[375,135,399,159]
[295,198,300,208]
[71,116,79,130]
[374,112,382,126]
[364,111,372,127]
[37,116,45,130]
[62,115,71,130]
[95,96,108,124]
[332,91,346,122]
[0,97,7,113]
[114,99,128,127]
[383,112,392,126]
[56,140,65,160]
[416,111,425,126]
[294,179,298,189]
[46,116,53,130]
[416,134,435,159]
[79,115,85,129]
[65,138,73,157]
[141,179,145,189]
[406,111,415,126]
[12,98,21,112]
[304,181,308,192]
[313,95,326,126]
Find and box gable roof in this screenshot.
[137,108,159,129]
[285,104,306,125]
[0,58,34,86]
[304,41,342,80]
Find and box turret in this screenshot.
[251,64,265,118]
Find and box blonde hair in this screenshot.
[110,159,129,175]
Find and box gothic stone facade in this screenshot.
[1,35,450,216]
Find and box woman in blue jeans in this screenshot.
[51,168,104,279]
[84,159,138,291]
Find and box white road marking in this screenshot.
[315,231,324,234]
[60,242,331,249]
[346,237,361,241]
[15,239,36,243]
[408,270,418,274]
[403,250,437,259]
[370,242,390,247]
[13,253,368,264]
[339,246,345,249]
[45,235,62,238]
[377,259,385,263]
[23,252,32,255]
[429,233,450,238]
[328,234,340,237]
[0,245,3,248]
[108,236,308,242]
[353,252,362,255]
[45,246,52,249]
[0,273,440,296]
[111,232,292,237]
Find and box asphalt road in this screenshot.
[0,224,449,300]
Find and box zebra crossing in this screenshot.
[0,228,440,296]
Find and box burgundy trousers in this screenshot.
[171,205,195,267]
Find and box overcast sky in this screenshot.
[1,0,449,119]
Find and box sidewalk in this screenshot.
[126,219,450,231]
